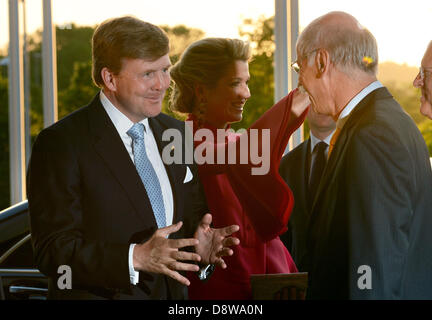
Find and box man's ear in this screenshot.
[101,67,117,91]
[314,49,331,78]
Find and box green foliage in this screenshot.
[232,16,275,131]
[58,61,98,119]
[160,25,204,65]
[380,79,432,157]
[160,25,205,120]
[419,120,432,155]
[239,16,275,57]
[380,80,425,124]
[56,25,95,91]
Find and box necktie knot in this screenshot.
[314,141,327,154]
[127,123,145,141]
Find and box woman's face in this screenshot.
[202,60,251,128]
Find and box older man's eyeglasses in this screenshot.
[291,49,320,74]
[419,67,432,81]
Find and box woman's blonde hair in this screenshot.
[170,38,251,113]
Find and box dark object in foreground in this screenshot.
[250,272,308,300]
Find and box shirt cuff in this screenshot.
[128,243,139,285]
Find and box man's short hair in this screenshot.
[297,13,378,76]
[92,16,169,87]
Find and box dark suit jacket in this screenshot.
[305,87,432,299]
[27,94,208,299]
[279,139,311,271]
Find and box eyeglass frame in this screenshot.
[291,49,320,74]
[419,66,432,81]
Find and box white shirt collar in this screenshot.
[100,90,150,137]
[336,80,383,129]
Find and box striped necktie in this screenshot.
[327,127,341,160]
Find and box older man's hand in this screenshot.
[291,88,311,117]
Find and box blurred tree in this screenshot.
[58,61,98,119]
[382,81,424,123]
[56,25,95,91]
[161,25,204,65]
[419,120,432,155]
[55,25,98,120]
[23,24,97,139]
[160,25,205,119]
[233,16,275,131]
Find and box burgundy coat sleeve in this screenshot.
[193,90,308,241]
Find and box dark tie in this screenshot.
[309,141,327,206]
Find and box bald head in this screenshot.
[297,11,378,76]
[319,11,360,28]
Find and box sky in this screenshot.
[1,0,432,66]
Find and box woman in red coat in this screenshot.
[170,38,310,299]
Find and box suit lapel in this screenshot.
[308,87,393,228]
[87,95,157,227]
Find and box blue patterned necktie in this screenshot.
[127,123,166,228]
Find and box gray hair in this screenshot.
[297,13,378,76]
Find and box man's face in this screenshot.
[110,54,171,122]
[413,45,432,120]
[296,49,332,117]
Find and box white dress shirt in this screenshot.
[100,91,174,285]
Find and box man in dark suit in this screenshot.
[413,41,432,120]
[294,11,432,299]
[27,16,239,300]
[279,109,335,271]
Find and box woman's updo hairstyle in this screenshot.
[170,38,251,113]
